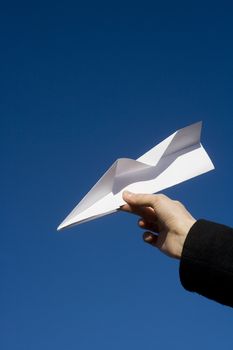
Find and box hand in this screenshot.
[121,191,196,259]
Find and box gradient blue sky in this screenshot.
[1,1,233,349]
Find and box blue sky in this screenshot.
[1,1,233,349]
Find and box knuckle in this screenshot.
[155,193,167,202]
[153,194,165,206]
[173,200,183,207]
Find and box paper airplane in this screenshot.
[57,121,214,230]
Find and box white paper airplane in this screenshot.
[57,121,214,230]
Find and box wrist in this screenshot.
[176,219,197,259]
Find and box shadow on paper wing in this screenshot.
[112,143,200,194]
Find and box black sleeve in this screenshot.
[179,219,233,307]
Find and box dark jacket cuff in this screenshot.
[179,219,233,307]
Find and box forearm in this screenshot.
[179,220,233,307]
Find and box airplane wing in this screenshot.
[57,121,214,230]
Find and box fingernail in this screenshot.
[143,232,154,243]
[138,219,144,226]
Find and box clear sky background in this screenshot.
[1,1,233,349]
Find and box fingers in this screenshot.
[138,218,160,233]
[143,232,158,248]
[121,191,167,251]
[123,191,166,208]
[139,219,160,249]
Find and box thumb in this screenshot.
[123,191,158,208]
